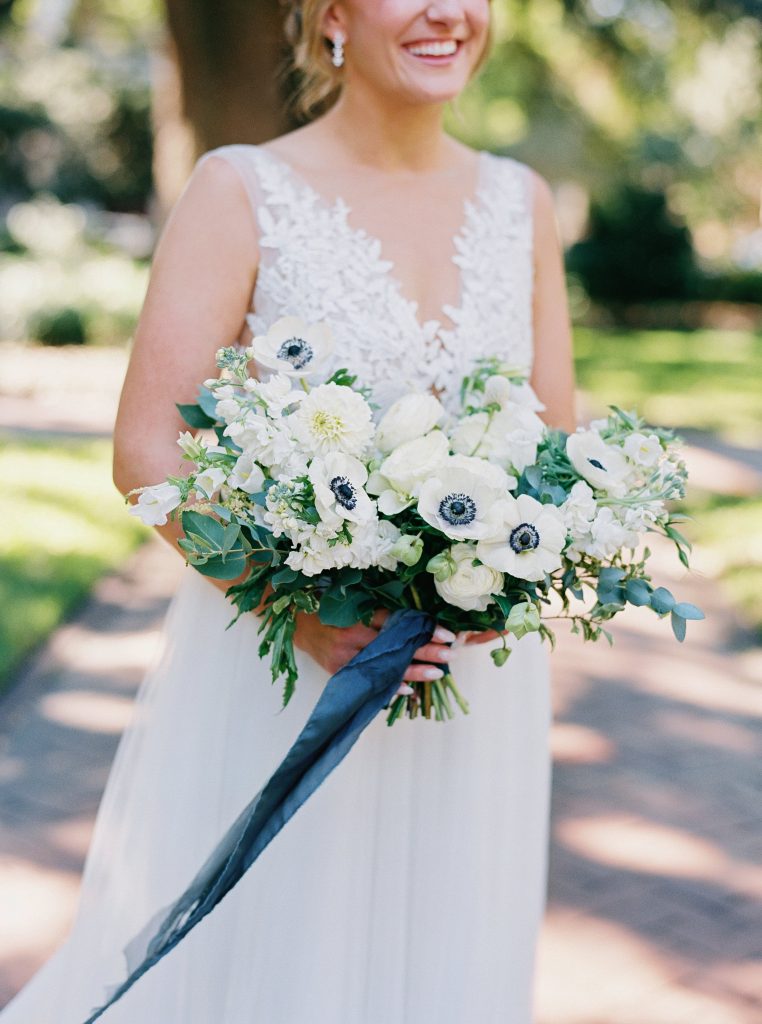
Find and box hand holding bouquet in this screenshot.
[129,315,703,725]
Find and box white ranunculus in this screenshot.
[247,315,334,378]
[623,432,662,468]
[129,482,182,527]
[566,429,630,496]
[194,466,228,499]
[375,392,445,453]
[308,452,375,528]
[417,457,510,541]
[370,429,450,511]
[289,382,374,458]
[476,493,566,582]
[434,542,504,612]
[228,454,266,494]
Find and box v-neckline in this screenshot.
[252,144,489,340]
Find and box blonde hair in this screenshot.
[283,1,494,120]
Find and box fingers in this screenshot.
[402,662,445,683]
[370,608,390,630]
[461,629,500,645]
[411,641,451,663]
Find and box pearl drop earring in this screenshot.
[331,30,345,68]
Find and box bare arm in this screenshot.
[528,169,577,434]
[112,153,452,679]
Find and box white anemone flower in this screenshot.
[566,429,630,496]
[289,382,374,458]
[476,493,566,582]
[417,457,509,541]
[247,315,334,377]
[308,452,376,528]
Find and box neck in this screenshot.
[319,81,455,173]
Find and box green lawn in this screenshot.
[0,436,148,692]
[574,327,762,445]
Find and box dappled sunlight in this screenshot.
[557,813,762,907]
[550,722,616,764]
[654,708,760,755]
[39,691,135,735]
[0,860,79,957]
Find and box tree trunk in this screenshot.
[153,0,292,218]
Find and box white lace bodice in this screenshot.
[197,143,535,415]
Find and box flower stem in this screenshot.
[443,672,470,715]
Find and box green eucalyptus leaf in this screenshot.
[672,602,705,621]
[176,403,215,429]
[671,610,687,642]
[650,587,676,614]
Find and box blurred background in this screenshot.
[0,1,760,1020]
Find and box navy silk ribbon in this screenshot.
[82,608,435,1023]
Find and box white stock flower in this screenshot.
[476,493,566,582]
[244,372,303,416]
[623,432,662,468]
[417,456,509,541]
[375,392,445,453]
[369,429,450,513]
[451,405,543,474]
[129,482,182,527]
[434,542,504,612]
[194,466,228,499]
[290,382,374,458]
[228,454,265,494]
[585,507,638,559]
[308,452,376,528]
[560,480,597,537]
[566,429,630,496]
[347,519,402,571]
[286,534,352,576]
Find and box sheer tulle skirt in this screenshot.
[0,570,551,1024]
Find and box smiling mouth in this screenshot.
[403,39,462,61]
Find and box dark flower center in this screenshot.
[509,522,540,553]
[587,457,606,471]
[438,492,477,527]
[277,336,313,369]
[330,475,357,510]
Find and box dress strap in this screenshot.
[194,144,269,243]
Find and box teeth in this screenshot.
[406,40,458,57]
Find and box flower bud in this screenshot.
[390,534,424,566]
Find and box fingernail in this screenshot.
[422,666,444,680]
[433,625,456,643]
[396,682,414,696]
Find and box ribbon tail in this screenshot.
[82,607,434,1023]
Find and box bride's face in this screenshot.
[327,1,491,106]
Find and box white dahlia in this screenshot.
[289,383,374,458]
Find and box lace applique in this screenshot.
[222,144,534,415]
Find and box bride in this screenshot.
[2,1,575,1021]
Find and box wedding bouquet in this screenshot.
[129,315,703,726]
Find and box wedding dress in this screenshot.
[0,143,552,1023]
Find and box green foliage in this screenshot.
[566,184,699,303]
[29,305,89,346]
